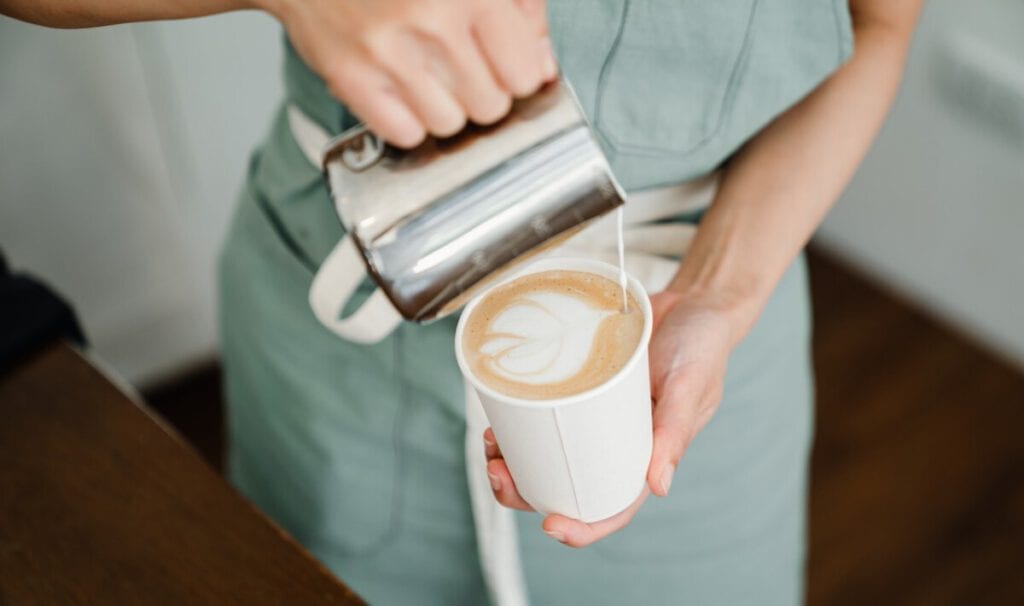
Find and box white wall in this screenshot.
[816,0,1024,368]
[0,14,283,385]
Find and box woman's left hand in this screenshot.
[643,290,737,498]
[484,288,742,547]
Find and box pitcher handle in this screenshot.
[309,235,404,344]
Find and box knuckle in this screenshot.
[655,427,690,462]
[471,93,512,125]
[413,10,460,39]
[379,118,425,148]
[430,111,467,138]
[509,70,542,98]
[359,26,400,66]
[504,75,531,97]
[393,129,427,149]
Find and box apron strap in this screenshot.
[465,384,530,606]
[308,235,403,344]
[290,105,404,344]
[287,104,329,166]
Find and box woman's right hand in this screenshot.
[259,0,556,148]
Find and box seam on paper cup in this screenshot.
[552,407,584,519]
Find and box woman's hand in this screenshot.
[259,0,556,147]
[483,426,652,548]
[644,290,737,497]
[483,288,743,547]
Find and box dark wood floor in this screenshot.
[146,247,1024,605]
[805,248,1024,605]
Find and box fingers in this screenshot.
[444,30,513,125]
[647,424,691,498]
[542,487,650,548]
[484,426,651,547]
[647,372,701,497]
[389,64,467,138]
[538,37,558,82]
[483,427,501,459]
[647,365,723,498]
[483,428,534,511]
[513,0,549,35]
[487,458,534,511]
[327,58,426,148]
[472,0,552,96]
[314,0,552,146]
[513,0,558,82]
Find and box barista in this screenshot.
[2,1,923,603]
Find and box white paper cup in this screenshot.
[455,257,653,523]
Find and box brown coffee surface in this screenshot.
[462,269,645,400]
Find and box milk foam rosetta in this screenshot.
[462,270,645,399]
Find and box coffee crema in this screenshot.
[462,269,645,400]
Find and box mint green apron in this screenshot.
[219,2,853,603]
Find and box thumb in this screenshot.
[647,372,700,497]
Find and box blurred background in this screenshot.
[2,0,1022,603]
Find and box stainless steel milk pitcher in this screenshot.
[309,78,626,344]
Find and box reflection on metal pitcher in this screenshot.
[321,78,626,323]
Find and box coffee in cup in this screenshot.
[455,258,653,522]
[461,270,644,400]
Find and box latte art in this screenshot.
[463,270,644,399]
[480,291,613,384]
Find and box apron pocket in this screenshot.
[250,106,346,268]
[594,0,758,156]
[222,186,406,557]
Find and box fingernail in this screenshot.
[659,465,675,496]
[545,529,565,543]
[487,471,501,491]
[540,38,558,80]
[483,435,495,448]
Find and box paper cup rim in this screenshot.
[455,256,653,408]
